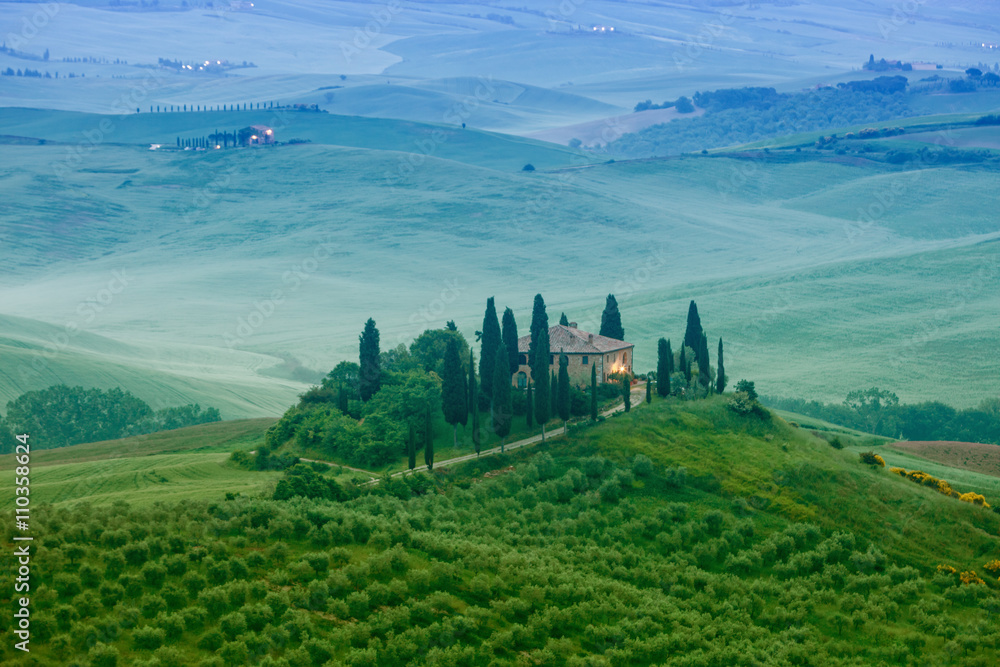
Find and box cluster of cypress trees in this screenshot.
[655,301,726,399]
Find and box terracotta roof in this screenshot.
[517,325,631,355]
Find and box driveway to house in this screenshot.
[293,382,648,479]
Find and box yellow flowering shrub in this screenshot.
[859,451,885,467]
[984,560,1000,575]
[937,564,957,575]
[889,467,906,476]
[960,571,985,586]
[959,492,991,509]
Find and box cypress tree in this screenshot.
[407,422,416,471]
[501,307,519,374]
[460,362,469,428]
[469,351,481,456]
[479,297,501,404]
[526,382,533,428]
[600,294,625,341]
[557,352,570,434]
[679,345,688,385]
[358,318,380,402]
[590,363,598,421]
[442,337,466,448]
[646,379,652,403]
[424,404,434,470]
[684,300,703,357]
[533,327,550,439]
[559,312,569,326]
[716,338,726,394]
[698,332,710,389]
[656,338,671,398]
[528,294,548,367]
[491,345,512,452]
[622,374,631,413]
[337,384,349,414]
[550,369,558,418]
[468,350,476,424]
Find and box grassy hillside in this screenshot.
[0,314,305,419]
[2,130,999,410]
[2,398,998,665]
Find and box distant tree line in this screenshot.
[615,83,914,157]
[763,389,1000,444]
[0,385,221,452]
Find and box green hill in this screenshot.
[2,399,998,665]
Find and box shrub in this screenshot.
[632,454,653,477]
[858,451,885,467]
[88,642,120,667]
[959,492,991,508]
[960,571,985,586]
[984,559,1000,575]
[133,626,165,650]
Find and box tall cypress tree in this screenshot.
[656,338,671,398]
[646,379,652,403]
[698,332,710,389]
[550,369,558,418]
[590,363,598,421]
[622,374,631,413]
[338,384,349,413]
[528,294,548,368]
[491,345,512,452]
[533,327,550,439]
[479,298,501,404]
[679,345,688,385]
[469,351,481,456]
[526,381,534,428]
[501,307,520,374]
[424,404,434,470]
[716,338,726,394]
[557,352,570,434]
[358,318,381,402]
[468,350,476,425]
[559,312,569,326]
[442,337,466,448]
[684,300,703,357]
[600,294,625,341]
[407,422,416,471]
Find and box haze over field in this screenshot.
[1,0,999,418]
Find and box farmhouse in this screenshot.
[513,323,632,389]
[238,125,274,146]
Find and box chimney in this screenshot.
[569,321,577,329]
[588,333,594,344]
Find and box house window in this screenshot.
[519,354,527,365]
[517,372,527,389]
[550,355,554,364]
[582,356,588,365]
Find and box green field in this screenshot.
[2,109,999,416]
[2,397,998,665]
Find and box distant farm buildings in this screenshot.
[238,125,274,146]
[513,323,633,389]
